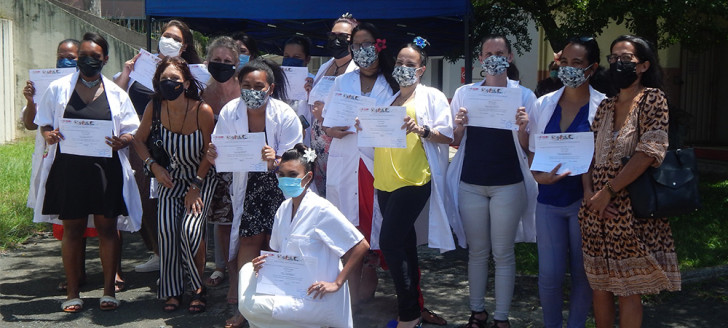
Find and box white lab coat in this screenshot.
[323,71,394,227]
[32,72,142,232]
[369,84,456,253]
[214,97,303,260]
[445,79,539,246]
[23,106,46,209]
[529,85,606,153]
[312,58,357,84]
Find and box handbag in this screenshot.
[144,99,171,177]
[621,93,700,218]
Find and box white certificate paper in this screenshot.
[308,76,335,105]
[212,133,267,172]
[28,67,76,103]
[462,86,522,130]
[256,251,317,298]
[530,132,595,176]
[128,49,161,90]
[322,92,376,129]
[189,64,211,87]
[282,66,309,101]
[58,119,113,158]
[357,106,407,148]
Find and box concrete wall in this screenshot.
[0,18,15,143]
[0,0,145,144]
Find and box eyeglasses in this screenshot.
[606,53,636,64]
[326,32,350,43]
[351,42,374,51]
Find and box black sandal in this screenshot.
[491,319,510,328]
[462,310,489,328]
[163,295,182,312]
[188,287,207,314]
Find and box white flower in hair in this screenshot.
[303,148,317,163]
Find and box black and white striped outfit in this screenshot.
[156,125,216,299]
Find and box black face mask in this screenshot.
[609,61,639,89]
[159,80,185,100]
[207,61,236,83]
[77,55,104,77]
[326,38,350,59]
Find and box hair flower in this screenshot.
[413,36,429,48]
[374,38,387,52]
[303,148,317,163]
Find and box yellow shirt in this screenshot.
[373,100,431,192]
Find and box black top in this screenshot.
[461,126,523,186]
[64,89,111,120]
[128,81,155,116]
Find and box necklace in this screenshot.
[79,77,101,88]
[332,58,352,75]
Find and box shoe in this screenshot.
[421,307,447,326]
[462,310,488,328]
[188,287,207,314]
[205,270,226,287]
[163,295,182,312]
[490,319,510,328]
[135,254,160,272]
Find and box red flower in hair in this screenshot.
[375,38,387,52]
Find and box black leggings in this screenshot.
[378,182,431,321]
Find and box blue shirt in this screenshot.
[537,103,590,206]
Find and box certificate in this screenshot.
[58,119,113,158]
[461,86,522,130]
[308,76,335,105]
[128,48,161,90]
[322,92,376,129]
[256,251,317,298]
[530,132,595,176]
[282,66,309,101]
[357,106,407,148]
[28,67,76,103]
[189,64,211,87]
[211,132,267,172]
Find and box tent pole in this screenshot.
[146,15,152,51]
[463,2,472,84]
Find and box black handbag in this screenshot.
[144,99,171,177]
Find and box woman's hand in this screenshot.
[515,106,529,131]
[43,128,64,145]
[184,186,203,216]
[311,101,325,122]
[304,77,314,94]
[151,164,173,188]
[401,116,423,135]
[455,107,468,127]
[262,145,277,171]
[122,53,141,75]
[532,163,570,185]
[586,188,614,218]
[325,126,354,139]
[206,143,217,165]
[307,281,342,299]
[23,80,35,103]
[105,134,132,151]
[252,253,274,274]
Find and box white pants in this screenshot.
[459,181,526,321]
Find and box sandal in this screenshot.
[115,279,126,293]
[99,295,120,311]
[205,270,226,287]
[225,313,247,328]
[491,319,510,328]
[61,298,84,313]
[421,307,447,325]
[462,310,489,328]
[163,295,182,312]
[188,287,207,314]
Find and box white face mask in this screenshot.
[159,36,183,57]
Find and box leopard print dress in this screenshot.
[578,88,681,296]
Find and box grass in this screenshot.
[0,133,45,250]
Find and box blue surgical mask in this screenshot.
[238,54,250,67]
[281,57,305,67]
[277,176,306,199]
[56,58,77,68]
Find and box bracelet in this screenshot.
[145,158,156,171]
[605,181,618,198]
[192,175,204,189]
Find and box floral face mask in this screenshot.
[392,65,420,87]
[352,45,378,68]
[241,87,269,109]
[558,65,591,88]
[481,55,510,76]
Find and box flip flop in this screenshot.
[99,295,120,311]
[205,270,225,287]
[61,298,84,313]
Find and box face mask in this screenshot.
[159,79,185,100]
[558,65,591,88]
[56,58,77,68]
[352,45,378,68]
[549,70,558,79]
[392,65,419,87]
[207,61,236,83]
[241,87,269,109]
[281,57,305,67]
[277,176,307,199]
[77,55,104,77]
[159,36,183,57]
[609,61,639,89]
[481,55,510,76]
[327,38,350,59]
[238,54,250,67]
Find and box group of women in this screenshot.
[26,12,680,328]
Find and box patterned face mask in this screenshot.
[481,55,510,76]
[241,87,269,109]
[392,65,419,87]
[352,45,378,68]
[558,65,591,88]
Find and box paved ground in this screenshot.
[0,231,726,327]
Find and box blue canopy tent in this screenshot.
[144,0,475,82]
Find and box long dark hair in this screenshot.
[231,32,259,60]
[152,56,202,101]
[81,32,108,56]
[237,58,289,101]
[280,143,314,173]
[610,35,663,89]
[161,20,201,64]
[351,22,399,93]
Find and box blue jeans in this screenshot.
[536,200,592,328]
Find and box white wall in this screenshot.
[0,19,15,143]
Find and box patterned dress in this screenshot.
[310,118,332,197]
[578,88,681,296]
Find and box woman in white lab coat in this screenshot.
[239,143,369,328]
[34,33,142,312]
